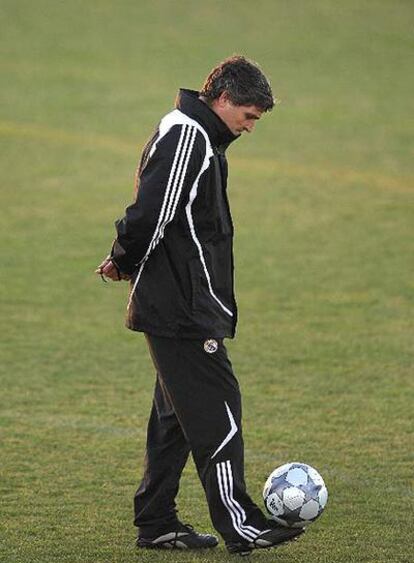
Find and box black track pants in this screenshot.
[134,335,268,543]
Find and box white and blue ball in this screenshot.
[263,462,328,528]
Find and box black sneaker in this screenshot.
[226,523,305,556]
[136,523,219,550]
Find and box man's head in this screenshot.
[200,55,274,135]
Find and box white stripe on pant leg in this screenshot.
[224,460,261,537]
[211,402,238,460]
[216,462,256,541]
[221,461,260,540]
[220,462,256,541]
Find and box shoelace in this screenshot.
[179,524,212,541]
[169,526,197,548]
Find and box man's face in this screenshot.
[211,93,264,135]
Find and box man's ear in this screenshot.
[217,91,231,108]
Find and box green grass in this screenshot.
[1,1,413,562]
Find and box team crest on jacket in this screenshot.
[204,339,218,354]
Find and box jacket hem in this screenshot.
[125,321,234,340]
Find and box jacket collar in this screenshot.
[175,89,239,150]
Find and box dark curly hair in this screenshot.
[200,55,274,112]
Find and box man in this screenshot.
[96,55,304,555]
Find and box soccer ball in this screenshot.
[263,462,328,528]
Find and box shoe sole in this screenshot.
[227,529,304,556]
[137,538,218,550]
[253,532,303,549]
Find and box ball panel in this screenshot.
[282,487,305,511]
[299,499,320,520]
[307,466,325,487]
[270,462,293,479]
[318,485,328,508]
[266,492,284,516]
[286,467,308,486]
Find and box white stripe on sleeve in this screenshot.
[127,124,197,310]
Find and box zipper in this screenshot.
[214,146,237,335]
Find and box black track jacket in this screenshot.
[111,89,240,339]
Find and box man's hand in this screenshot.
[95,257,129,282]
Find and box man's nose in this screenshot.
[244,121,255,133]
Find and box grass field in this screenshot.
[1,1,413,562]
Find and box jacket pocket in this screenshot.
[212,156,232,236]
[188,258,203,311]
